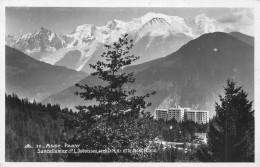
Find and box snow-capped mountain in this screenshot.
[7,27,68,52]
[6,12,223,73]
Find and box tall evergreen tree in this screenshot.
[207,79,254,162]
[72,34,157,161]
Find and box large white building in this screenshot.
[184,109,197,122]
[155,109,168,121]
[168,107,184,122]
[196,110,209,124]
[155,107,209,124]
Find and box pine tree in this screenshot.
[73,34,157,161]
[207,79,254,162]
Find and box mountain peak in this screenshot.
[73,24,95,33]
[145,17,170,26]
[105,19,125,30]
[33,27,52,35]
[40,27,51,31]
[139,12,171,24]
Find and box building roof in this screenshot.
[156,109,168,111]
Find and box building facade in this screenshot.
[196,111,209,124]
[155,109,168,121]
[168,107,184,122]
[155,107,209,124]
[184,109,197,122]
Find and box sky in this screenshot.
[5,7,254,36]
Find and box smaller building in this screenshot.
[194,133,207,144]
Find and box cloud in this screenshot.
[216,8,254,36]
[218,16,240,23]
[218,9,253,24]
[191,9,254,37]
[191,13,222,37]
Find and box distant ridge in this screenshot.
[5,45,88,102]
[229,31,254,46]
[42,32,254,118]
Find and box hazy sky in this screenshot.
[6,7,254,36]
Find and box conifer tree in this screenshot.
[207,79,254,162]
[73,34,157,161]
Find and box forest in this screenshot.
[5,93,209,162]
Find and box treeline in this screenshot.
[5,93,202,162]
[5,85,254,162]
[5,93,77,162]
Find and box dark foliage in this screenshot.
[195,144,214,162]
[5,94,77,162]
[158,118,209,142]
[70,34,158,161]
[5,93,206,162]
[206,79,254,162]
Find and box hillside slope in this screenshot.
[6,45,88,101]
[42,32,254,117]
[229,32,254,46]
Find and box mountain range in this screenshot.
[6,12,226,74]
[41,32,254,118]
[5,45,87,102]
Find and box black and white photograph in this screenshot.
[1,0,259,165]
